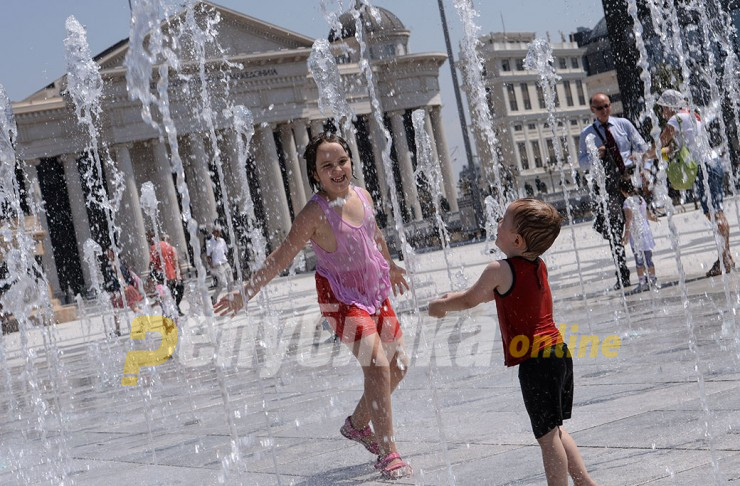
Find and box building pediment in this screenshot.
[97,1,314,70]
[21,1,315,101]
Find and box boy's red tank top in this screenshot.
[493,256,563,367]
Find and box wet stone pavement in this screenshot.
[1,204,740,485]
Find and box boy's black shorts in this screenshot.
[518,343,573,439]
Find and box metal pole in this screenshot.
[437,0,484,225]
[437,0,475,170]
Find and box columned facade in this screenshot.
[389,111,422,221]
[151,140,189,254]
[60,154,93,289]
[111,144,149,273]
[23,159,62,296]
[11,2,457,293]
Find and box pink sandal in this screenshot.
[375,451,413,480]
[340,416,380,455]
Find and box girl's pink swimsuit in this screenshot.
[310,186,401,342]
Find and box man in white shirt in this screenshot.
[206,226,234,305]
[578,93,649,290]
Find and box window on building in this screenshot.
[516,59,525,71]
[518,142,529,170]
[536,85,546,109]
[514,124,523,131]
[501,59,511,71]
[576,80,586,105]
[570,119,578,126]
[554,85,560,108]
[571,57,579,69]
[531,141,543,168]
[546,138,556,163]
[528,123,536,130]
[563,80,574,107]
[557,121,564,127]
[573,136,580,152]
[520,83,532,110]
[506,84,518,111]
[334,53,351,65]
[558,57,567,69]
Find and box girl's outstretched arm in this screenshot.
[214,202,321,316]
[428,261,507,318]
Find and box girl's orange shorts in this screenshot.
[315,273,402,343]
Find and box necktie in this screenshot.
[602,123,625,174]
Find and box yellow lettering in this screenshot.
[602,335,621,358]
[577,335,600,358]
[532,335,554,357]
[510,335,530,358]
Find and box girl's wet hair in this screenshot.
[620,178,636,196]
[510,198,564,257]
[303,131,353,192]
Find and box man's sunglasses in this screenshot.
[592,104,611,111]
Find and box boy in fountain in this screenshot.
[429,199,597,486]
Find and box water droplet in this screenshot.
[268,104,274,111]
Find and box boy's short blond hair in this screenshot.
[510,198,563,257]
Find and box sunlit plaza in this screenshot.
[1,0,740,484]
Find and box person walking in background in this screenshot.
[644,89,733,277]
[620,179,657,292]
[214,132,413,480]
[147,231,185,316]
[428,199,596,486]
[578,92,649,290]
[206,226,233,305]
[100,248,142,336]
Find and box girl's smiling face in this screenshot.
[313,141,352,196]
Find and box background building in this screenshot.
[469,32,589,202]
[11,2,456,298]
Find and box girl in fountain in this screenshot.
[620,178,657,292]
[428,199,597,486]
[214,132,413,480]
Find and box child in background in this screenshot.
[428,199,596,486]
[620,178,657,292]
[215,132,412,480]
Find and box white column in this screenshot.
[429,106,459,211]
[188,133,219,227]
[310,119,325,138]
[256,124,291,244]
[24,159,62,297]
[389,111,422,221]
[221,129,242,210]
[151,140,188,255]
[292,119,314,200]
[111,144,149,273]
[368,114,389,211]
[343,125,366,188]
[61,154,93,288]
[278,123,307,212]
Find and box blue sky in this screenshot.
[0,0,604,175]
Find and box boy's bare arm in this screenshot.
[428,261,504,318]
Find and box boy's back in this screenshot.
[493,256,563,367]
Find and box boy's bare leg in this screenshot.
[537,427,569,486]
[559,427,597,485]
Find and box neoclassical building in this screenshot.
[471,32,590,197]
[12,2,457,298]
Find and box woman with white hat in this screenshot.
[645,89,733,277]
